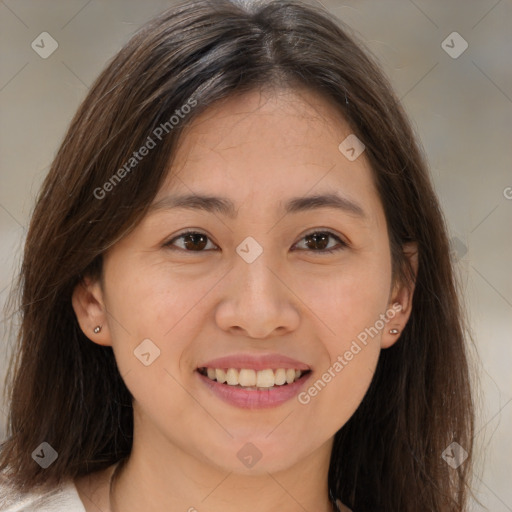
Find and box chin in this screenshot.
[198,436,305,475]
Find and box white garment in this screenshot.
[0,480,85,512]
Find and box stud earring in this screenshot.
[93,325,102,333]
[389,328,399,335]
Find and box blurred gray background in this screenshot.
[0,0,511,510]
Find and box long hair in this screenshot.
[0,1,475,509]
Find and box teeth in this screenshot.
[238,369,256,386]
[274,368,287,385]
[215,368,227,384]
[226,368,239,386]
[256,369,275,388]
[201,367,307,388]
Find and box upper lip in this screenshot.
[197,353,311,371]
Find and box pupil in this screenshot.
[184,233,207,250]
[306,233,328,250]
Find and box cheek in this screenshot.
[107,263,203,338]
[295,254,389,413]
[107,272,203,424]
[300,253,392,343]
[299,345,380,435]
[106,266,223,393]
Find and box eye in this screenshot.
[164,230,218,252]
[164,229,347,254]
[292,230,347,254]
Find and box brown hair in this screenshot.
[1,0,476,510]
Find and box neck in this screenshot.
[108,444,339,512]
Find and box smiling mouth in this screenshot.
[197,367,312,390]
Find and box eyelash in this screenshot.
[164,229,348,255]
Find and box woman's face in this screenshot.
[74,87,415,476]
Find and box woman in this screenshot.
[0,0,475,510]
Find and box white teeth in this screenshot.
[215,368,227,384]
[256,369,275,388]
[238,369,256,387]
[201,367,307,388]
[274,368,287,385]
[226,368,239,386]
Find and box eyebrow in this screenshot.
[148,191,367,220]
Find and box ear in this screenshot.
[381,241,418,349]
[71,275,112,347]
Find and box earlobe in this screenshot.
[380,303,404,349]
[381,242,418,349]
[71,276,112,347]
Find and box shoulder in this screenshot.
[0,478,85,512]
[335,498,353,512]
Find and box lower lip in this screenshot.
[196,370,312,409]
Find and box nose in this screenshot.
[214,249,301,339]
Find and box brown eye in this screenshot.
[165,231,216,252]
[164,229,347,255]
[293,231,347,254]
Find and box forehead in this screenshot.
[152,87,383,226]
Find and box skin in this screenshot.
[72,87,417,512]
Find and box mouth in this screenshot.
[196,367,312,391]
